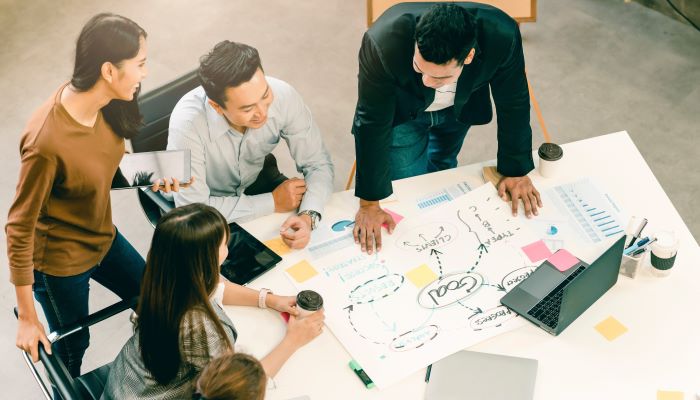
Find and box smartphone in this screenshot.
[112,149,191,189]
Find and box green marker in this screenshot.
[349,359,375,389]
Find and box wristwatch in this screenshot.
[298,210,321,230]
[258,288,272,309]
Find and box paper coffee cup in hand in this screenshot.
[296,290,323,318]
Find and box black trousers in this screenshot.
[244,154,288,195]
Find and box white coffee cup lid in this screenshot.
[650,231,678,258]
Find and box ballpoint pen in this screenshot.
[627,218,648,248]
[623,236,651,255]
[630,238,657,256]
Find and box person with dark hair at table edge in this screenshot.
[168,40,334,250]
[351,3,543,254]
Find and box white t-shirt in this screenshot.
[425,82,458,112]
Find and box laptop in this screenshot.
[500,235,625,336]
[425,351,538,400]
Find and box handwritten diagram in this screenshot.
[284,183,542,388]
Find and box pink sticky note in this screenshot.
[382,208,404,228]
[547,249,580,272]
[522,240,552,263]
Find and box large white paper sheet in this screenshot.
[284,183,543,388]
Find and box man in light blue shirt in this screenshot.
[168,41,334,249]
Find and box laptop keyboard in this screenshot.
[527,266,586,329]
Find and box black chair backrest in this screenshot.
[132,69,200,153]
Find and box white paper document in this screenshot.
[284,183,544,388]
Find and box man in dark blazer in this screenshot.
[352,2,542,253]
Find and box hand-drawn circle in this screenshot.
[348,274,405,305]
[390,324,439,352]
[469,305,517,330]
[501,267,536,292]
[396,222,459,253]
[417,272,484,309]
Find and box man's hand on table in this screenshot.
[497,176,543,218]
[353,199,396,255]
[280,214,312,249]
[273,178,306,212]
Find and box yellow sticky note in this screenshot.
[594,316,628,341]
[405,264,438,288]
[264,237,291,256]
[657,390,684,400]
[286,260,318,284]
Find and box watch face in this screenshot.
[301,211,320,230]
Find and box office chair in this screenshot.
[14,297,138,400]
[132,69,200,227]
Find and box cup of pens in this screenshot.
[621,236,654,278]
[620,217,650,278]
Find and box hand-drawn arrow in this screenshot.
[483,283,507,292]
[433,226,445,238]
[457,301,484,319]
[402,241,420,248]
[371,302,397,333]
[419,233,428,243]
[343,305,385,345]
[466,244,488,273]
[430,248,444,277]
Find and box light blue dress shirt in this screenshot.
[167,77,334,222]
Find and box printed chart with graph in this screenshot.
[543,178,625,243]
[283,183,548,388]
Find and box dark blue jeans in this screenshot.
[32,228,145,378]
[389,106,471,180]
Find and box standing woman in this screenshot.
[6,13,179,377]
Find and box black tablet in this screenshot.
[112,149,191,189]
[221,222,283,285]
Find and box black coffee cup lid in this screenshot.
[297,290,323,311]
[538,142,563,161]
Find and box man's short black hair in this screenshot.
[198,40,263,108]
[415,4,476,66]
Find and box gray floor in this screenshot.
[0,0,698,397]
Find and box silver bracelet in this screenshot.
[258,288,272,309]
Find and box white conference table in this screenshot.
[226,131,700,400]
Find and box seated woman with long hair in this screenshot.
[102,204,324,399]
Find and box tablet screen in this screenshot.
[221,223,282,285]
[112,149,191,189]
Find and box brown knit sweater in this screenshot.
[6,84,125,286]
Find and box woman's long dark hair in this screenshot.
[71,13,146,138]
[137,203,232,384]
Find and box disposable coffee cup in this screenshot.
[296,290,323,318]
[649,231,679,278]
[538,142,564,178]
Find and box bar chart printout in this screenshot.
[548,179,625,243]
[416,181,472,210]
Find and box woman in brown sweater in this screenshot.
[6,13,183,378]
